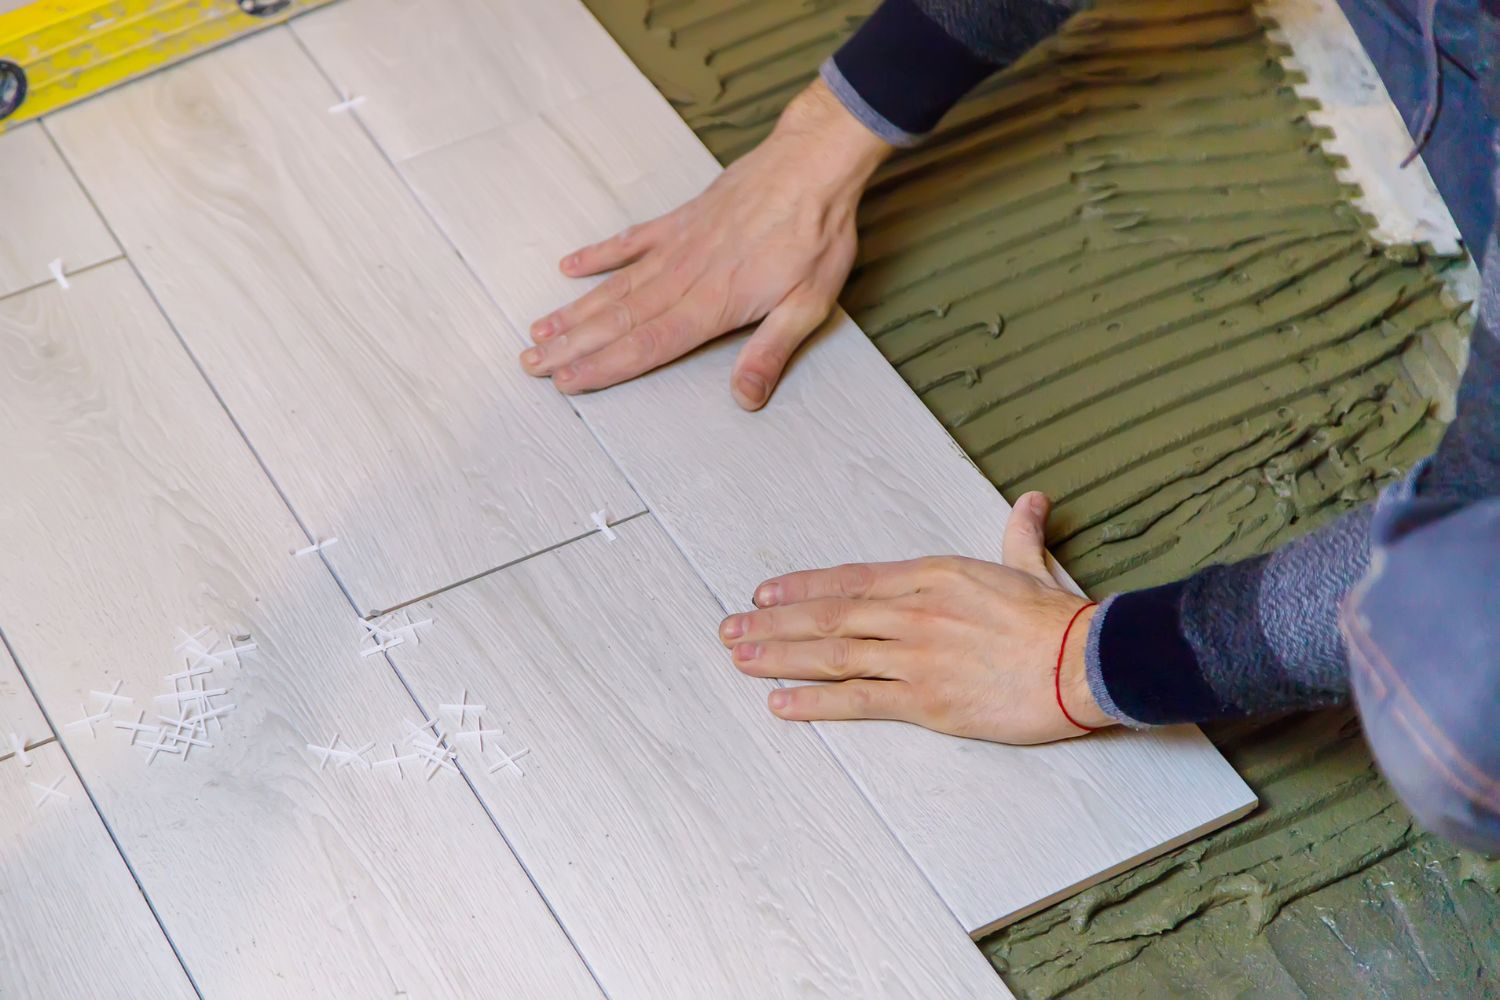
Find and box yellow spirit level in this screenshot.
[0,0,336,132]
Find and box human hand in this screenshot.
[718,492,1115,744]
[522,77,891,410]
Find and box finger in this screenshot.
[730,292,832,410]
[521,278,680,376]
[1002,491,1053,581]
[753,560,931,608]
[731,637,900,682]
[552,294,715,394]
[559,219,663,278]
[767,679,918,723]
[531,248,664,341]
[720,599,911,644]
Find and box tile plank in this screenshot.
[0,262,603,999]
[297,3,1259,933]
[382,515,1013,999]
[0,123,118,299]
[47,28,642,615]
[292,0,639,162]
[0,738,196,999]
[0,633,50,762]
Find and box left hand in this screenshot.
[718,492,1115,744]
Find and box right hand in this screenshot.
[521,77,892,410]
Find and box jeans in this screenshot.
[1343,316,1500,854]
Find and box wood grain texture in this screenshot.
[290,0,639,162]
[0,262,605,999]
[0,739,196,999]
[0,123,119,299]
[0,631,51,762]
[298,8,1260,932]
[383,515,1013,1000]
[46,28,642,616]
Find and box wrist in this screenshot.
[774,78,892,190]
[1059,603,1113,731]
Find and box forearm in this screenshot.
[823,0,1080,146]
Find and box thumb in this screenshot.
[1002,491,1053,581]
[730,293,831,410]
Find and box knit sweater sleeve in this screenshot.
[1083,505,1373,726]
[822,0,1080,146]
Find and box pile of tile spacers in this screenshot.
[308,688,532,782]
[358,608,431,658]
[74,626,250,766]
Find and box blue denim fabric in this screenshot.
[1343,491,1500,854]
[1342,302,1500,854]
[1336,0,1498,261]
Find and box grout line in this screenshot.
[283,22,650,519]
[50,31,613,998]
[283,33,622,998]
[0,254,126,305]
[366,509,652,619]
[41,118,367,617]
[0,734,59,765]
[282,28,624,997]
[282,19,986,952]
[0,626,207,1000]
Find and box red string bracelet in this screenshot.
[1054,602,1101,732]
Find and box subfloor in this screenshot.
[580,0,1500,996]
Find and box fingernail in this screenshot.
[720,616,744,640]
[555,365,576,383]
[768,690,789,712]
[561,254,578,272]
[533,319,556,339]
[734,373,768,408]
[733,643,760,662]
[755,583,780,607]
[1028,492,1046,512]
[521,348,542,369]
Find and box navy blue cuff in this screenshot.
[829,0,998,138]
[1095,581,1229,725]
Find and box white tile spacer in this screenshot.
[65,703,112,738]
[113,712,158,747]
[293,537,339,557]
[196,641,256,664]
[486,745,531,778]
[402,716,441,741]
[183,703,235,725]
[359,636,405,658]
[372,744,418,779]
[143,740,185,765]
[155,716,213,749]
[8,733,31,766]
[328,94,366,114]
[48,258,70,290]
[438,691,484,727]
[28,775,68,807]
[89,680,132,708]
[165,662,213,684]
[306,733,345,773]
[338,741,375,770]
[159,687,228,704]
[172,626,212,652]
[411,740,458,780]
[451,719,502,754]
[590,510,617,542]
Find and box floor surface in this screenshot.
[0,0,1263,996]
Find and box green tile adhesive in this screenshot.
[583,0,1497,995]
